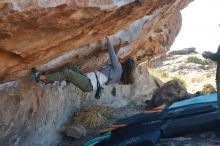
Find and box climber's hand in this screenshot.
[104,37,110,46]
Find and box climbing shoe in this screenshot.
[32,68,41,82]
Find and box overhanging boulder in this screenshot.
[0,0,192,81]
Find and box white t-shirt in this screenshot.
[85,71,108,90]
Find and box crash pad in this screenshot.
[168,93,217,109]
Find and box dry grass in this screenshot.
[74,111,106,129]
[73,105,114,129]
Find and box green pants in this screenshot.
[46,63,93,92]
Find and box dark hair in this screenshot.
[120,58,136,84]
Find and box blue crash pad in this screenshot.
[168,93,217,109]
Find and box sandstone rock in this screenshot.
[65,124,87,139]
[202,84,216,94]
[147,79,189,109]
[0,2,13,17]
[0,80,82,146]
[0,0,193,81]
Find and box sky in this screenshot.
[170,0,220,53]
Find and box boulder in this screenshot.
[0,0,193,81]
[147,79,189,109]
[65,124,87,139]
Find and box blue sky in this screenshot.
[171,0,220,53]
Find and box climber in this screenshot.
[33,37,136,96]
[202,44,220,107]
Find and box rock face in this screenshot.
[0,0,192,81]
[147,79,189,109]
[0,65,160,146]
[0,80,82,146]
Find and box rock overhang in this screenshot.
[0,0,193,82]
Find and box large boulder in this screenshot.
[0,0,192,81]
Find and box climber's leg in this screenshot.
[65,63,84,75]
[45,68,93,92]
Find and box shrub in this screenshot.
[186,56,208,65]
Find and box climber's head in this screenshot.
[120,57,136,84]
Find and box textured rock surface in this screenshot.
[0,0,192,81]
[147,79,189,109]
[0,65,160,146]
[0,80,82,146]
[64,124,87,139]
